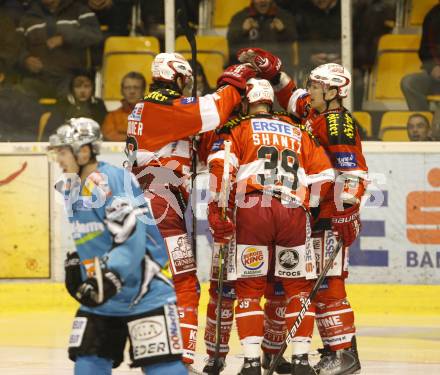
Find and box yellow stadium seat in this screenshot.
[214,0,249,28]
[353,111,372,138]
[37,112,52,142]
[369,34,422,102]
[408,0,437,26]
[175,35,229,88]
[380,111,433,141]
[102,37,160,100]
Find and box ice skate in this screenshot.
[262,352,291,374]
[202,356,226,374]
[291,354,317,375]
[315,348,361,375]
[237,357,262,375]
[185,362,204,375]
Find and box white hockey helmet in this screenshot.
[309,63,351,98]
[48,117,102,156]
[245,78,274,105]
[151,52,193,87]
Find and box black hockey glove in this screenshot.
[75,269,122,307]
[64,251,83,299]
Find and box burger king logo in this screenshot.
[241,246,265,270]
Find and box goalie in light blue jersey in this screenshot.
[48,117,187,375]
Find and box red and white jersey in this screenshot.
[126,87,241,198]
[208,113,335,209]
[126,86,241,156]
[275,79,369,217]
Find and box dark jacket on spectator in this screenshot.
[0,12,21,71]
[295,0,341,69]
[0,84,44,141]
[43,94,107,140]
[17,0,102,78]
[419,4,440,74]
[227,2,297,67]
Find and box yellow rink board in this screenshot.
[0,283,439,364]
[0,156,49,278]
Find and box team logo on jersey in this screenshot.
[334,152,357,169]
[211,138,224,152]
[241,246,265,270]
[180,97,196,104]
[128,103,144,121]
[278,249,299,270]
[251,119,297,137]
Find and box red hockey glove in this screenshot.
[207,201,235,244]
[237,47,282,81]
[217,64,256,90]
[290,88,311,119]
[331,204,361,247]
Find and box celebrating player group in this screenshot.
[48,46,368,375]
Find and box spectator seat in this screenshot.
[353,111,372,138]
[214,0,249,28]
[380,111,433,141]
[175,35,229,88]
[37,112,52,142]
[102,36,160,100]
[408,0,437,26]
[368,34,422,104]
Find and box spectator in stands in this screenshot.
[401,1,440,111]
[407,113,433,141]
[85,0,134,36]
[18,0,103,99]
[227,0,297,75]
[0,9,21,72]
[102,71,146,141]
[295,0,341,72]
[0,0,32,26]
[0,59,44,141]
[44,71,107,139]
[140,0,200,51]
[188,60,213,96]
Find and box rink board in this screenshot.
[0,142,439,284]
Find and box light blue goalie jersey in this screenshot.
[60,162,175,316]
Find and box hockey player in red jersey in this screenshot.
[199,122,302,375]
[126,52,255,371]
[237,48,367,375]
[207,78,335,375]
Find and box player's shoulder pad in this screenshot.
[143,89,180,105]
[273,111,320,146]
[298,124,320,146]
[324,109,357,145]
[216,114,253,134]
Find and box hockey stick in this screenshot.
[177,0,198,260]
[267,239,344,375]
[212,140,232,375]
[94,256,104,304]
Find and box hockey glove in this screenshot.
[75,269,122,307]
[207,201,235,244]
[217,64,256,90]
[64,251,83,299]
[237,47,282,81]
[331,204,361,247]
[290,88,311,120]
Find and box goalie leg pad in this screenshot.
[315,277,356,351]
[127,303,184,367]
[68,310,127,368]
